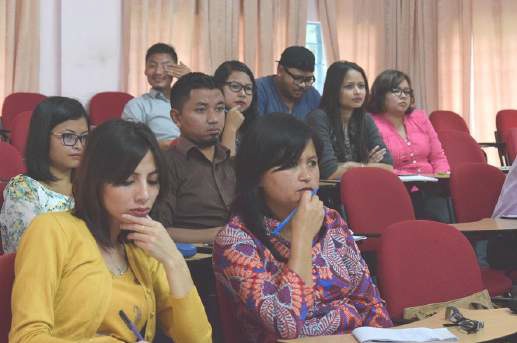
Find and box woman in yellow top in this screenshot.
[9,120,212,343]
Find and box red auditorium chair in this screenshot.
[378,220,487,321]
[437,130,486,170]
[215,280,243,343]
[430,110,469,133]
[88,91,134,126]
[449,162,512,296]
[496,109,517,165]
[0,141,25,208]
[340,168,415,252]
[0,253,15,343]
[1,92,46,131]
[10,111,32,156]
[502,128,517,164]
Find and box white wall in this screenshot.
[39,0,123,105]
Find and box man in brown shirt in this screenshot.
[154,72,236,243]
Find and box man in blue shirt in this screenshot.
[256,46,320,119]
[122,43,190,149]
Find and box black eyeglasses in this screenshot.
[52,132,88,147]
[444,306,484,334]
[283,67,315,86]
[224,81,253,95]
[391,87,413,98]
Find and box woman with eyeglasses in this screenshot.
[214,60,259,156]
[0,96,89,253]
[367,69,449,175]
[306,61,393,180]
[367,70,450,222]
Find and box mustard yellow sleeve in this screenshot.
[9,214,123,343]
[153,263,212,343]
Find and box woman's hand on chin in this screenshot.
[120,214,183,266]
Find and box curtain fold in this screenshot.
[0,0,40,112]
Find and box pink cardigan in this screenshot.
[372,109,450,175]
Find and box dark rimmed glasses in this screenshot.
[391,87,413,98]
[224,81,253,95]
[444,306,484,334]
[52,132,88,147]
[283,67,315,86]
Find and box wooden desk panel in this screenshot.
[452,218,517,232]
[278,308,517,343]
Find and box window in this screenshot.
[306,22,327,94]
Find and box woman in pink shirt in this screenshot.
[367,70,450,222]
[367,70,449,175]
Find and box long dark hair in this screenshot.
[73,120,169,248]
[213,60,259,135]
[366,69,415,115]
[319,61,370,163]
[233,113,322,261]
[26,96,89,182]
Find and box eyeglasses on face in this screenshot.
[224,81,253,95]
[391,87,413,97]
[52,132,88,147]
[283,67,315,86]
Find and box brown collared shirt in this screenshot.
[153,137,236,229]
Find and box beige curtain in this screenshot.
[0,0,40,113]
[123,0,308,96]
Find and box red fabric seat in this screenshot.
[10,111,32,156]
[437,130,486,170]
[495,109,517,164]
[88,91,134,126]
[1,92,46,130]
[449,162,512,296]
[340,168,415,252]
[503,128,517,164]
[0,253,15,343]
[215,280,243,343]
[450,163,505,223]
[429,110,469,133]
[378,220,486,321]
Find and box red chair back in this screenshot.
[340,168,415,251]
[1,93,46,130]
[429,110,469,133]
[10,111,32,156]
[450,162,506,222]
[215,280,242,343]
[503,128,517,164]
[378,220,485,320]
[88,92,134,126]
[0,253,15,343]
[0,141,25,181]
[437,130,486,170]
[496,109,517,138]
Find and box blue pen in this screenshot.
[272,188,318,236]
[119,309,144,341]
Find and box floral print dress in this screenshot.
[0,174,74,253]
[213,208,392,343]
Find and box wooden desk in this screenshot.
[278,308,517,343]
[452,218,517,232]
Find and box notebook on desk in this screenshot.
[398,175,439,182]
[351,327,457,343]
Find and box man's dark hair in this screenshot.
[170,72,220,112]
[278,46,315,72]
[145,43,178,63]
[26,96,89,182]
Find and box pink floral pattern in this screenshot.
[213,208,392,342]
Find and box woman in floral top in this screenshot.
[213,113,392,342]
[0,97,89,253]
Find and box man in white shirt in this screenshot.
[122,42,190,149]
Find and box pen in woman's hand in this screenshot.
[119,309,144,341]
